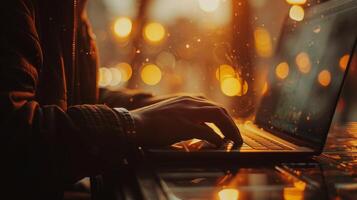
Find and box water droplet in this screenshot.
[313,25,321,33]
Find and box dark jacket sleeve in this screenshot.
[0,1,127,199]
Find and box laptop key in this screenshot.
[242,135,269,150]
[245,135,282,150]
[243,132,289,150]
[240,144,253,150]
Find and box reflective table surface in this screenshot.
[99,122,357,200]
[155,123,357,200]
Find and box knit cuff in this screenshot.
[67,104,127,167]
[113,107,136,140]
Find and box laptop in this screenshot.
[139,0,357,162]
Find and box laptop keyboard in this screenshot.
[169,132,292,152]
[241,131,291,150]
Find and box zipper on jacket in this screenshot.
[71,0,78,105]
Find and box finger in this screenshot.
[181,96,224,108]
[142,94,182,106]
[187,106,243,145]
[183,122,224,147]
[173,93,206,99]
[192,93,208,100]
[170,96,215,107]
[174,96,229,110]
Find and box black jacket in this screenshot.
[0,0,136,199]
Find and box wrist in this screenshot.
[128,110,145,145]
[113,108,137,144]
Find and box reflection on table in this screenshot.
[154,122,357,200]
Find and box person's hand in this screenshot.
[100,88,153,110]
[130,96,243,147]
[134,93,207,108]
[103,87,206,110]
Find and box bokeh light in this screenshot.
[294,181,307,190]
[283,181,306,200]
[116,62,132,82]
[98,67,112,87]
[109,67,122,86]
[198,0,220,13]
[254,27,273,58]
[339,54,350,71]
[283,187,304,200]
[313,25,321,33]
[141,64,162,85]
[275,62,290,79]
[114,17,132,38]
[318,70,331,87]
[296,52,311,74]
[218,188,239,200]
[239,80,249,96]
[144,22,166,43]
[221,77,241,97]
[262,82,268,95]
[289,5,305,21]
[286,0,307,5]
[216,64,236,80]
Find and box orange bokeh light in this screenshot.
[262,82,268,95]
[218,188,239,200]
[143,22,166,43]
[220,77,248,97]
[318,70,331,87]
[116,62,132,82]
[286,0,307,5]
[221,77,241,97]
[254,27,273,58]
[141,64,162,85]
[296,52,311,74]
[276,62,290,79]
[283,187,304,200]
[339,54,350,71]
[216,64,236,80]
[283,181,306,200]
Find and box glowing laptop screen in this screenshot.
[256,1,357,145]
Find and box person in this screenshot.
[0,0,242,199]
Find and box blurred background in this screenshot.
[87,0,356,123]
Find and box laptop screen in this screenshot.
[255,0,357,146]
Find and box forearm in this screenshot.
[1,98,132,196]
